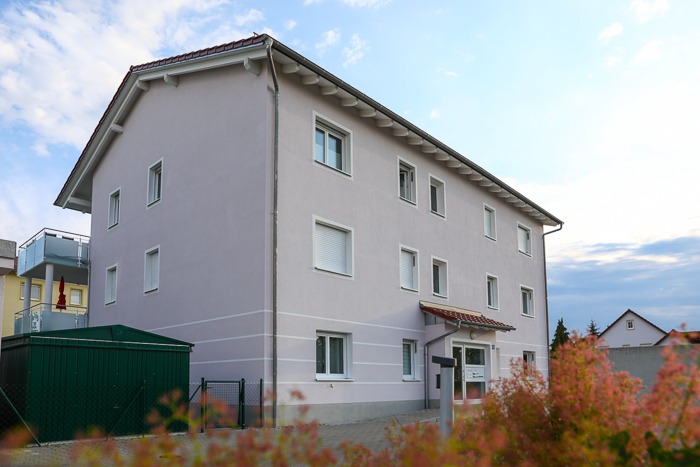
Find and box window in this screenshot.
[400,247,418,291]
[315,116,351,174]
[432,257,448,298]
[144,246,160,293]
[626,319,635,330]
[523,351,535,368]
[108,189,120,228]
[316,332,349,378]
[398,159,416,203]
[147,160,162,206]
[429,176,446,217]
[403,340,418,380]
[487,275,499,309]
[105,265,118,304]
[70,289,82,306]
[521,286,534,316]
[518,224,532,256]
[20,283,41,301]
[484,205,496,239]
[314,219,352,276]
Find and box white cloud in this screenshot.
[340,0,391,7]
[606,56,622,68]
[285,20,297,31]
[429,110,440,119]
[629,0,669,23]
[316,29,341,56]
[342,33,368,67]
[304,0,323,5]
[598,22,624,44]
[633,38,663,63]
[233,8,264,26]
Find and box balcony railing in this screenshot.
[14,303,88,335]
[17,228,89,279]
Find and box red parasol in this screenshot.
[56,276,67,310]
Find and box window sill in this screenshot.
[484,235,496,241]
[433,293,448,299]
[518,250,533,257]
[430,210,446,219]
[315,160,352,177]
[108,223,119,230]
[487,306,499,311]
[399,197,417,206]
[401,286,419,293]
[402,378,422,382]
[147,199,161,208]
[144,288,159,295]
[521,313,535,319]
[316,377,354,382]
[314,267,353,278]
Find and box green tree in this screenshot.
[586,318,601,337]
[551,318,570,354]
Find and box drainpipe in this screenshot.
[424,320,461,409]
[266,39,280,426]
[543,223,563,381]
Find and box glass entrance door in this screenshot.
[453,345,486,401]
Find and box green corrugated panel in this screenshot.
[0,325,193,442]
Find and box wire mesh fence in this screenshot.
[0,383,151,444]
[0,378,263,445]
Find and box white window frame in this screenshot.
[486,274,499,310]
[523,351,535,367]
[313,113,352,175]
[147,159,163,206]
[399,245,419,292]
[108,188,121,229]
[626,319,635,330]
[316,331,351,380]
[518,223,532,256]
[398,157,417,204]
[144,246,160,293]
[431,256,448,298]
[403,339,419,380]
[105,264,118,305]
[70,289,82,306]
[484,204,496,240]
[20,283,42,301]
[313,217,353,277]
[521,285,534,317]
[429,174,446,217]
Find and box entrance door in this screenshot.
[453,345,486,401]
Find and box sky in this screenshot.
[1,0,698,337]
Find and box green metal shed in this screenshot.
[0,325,193,443]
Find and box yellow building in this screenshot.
[0,271,88,337]
[0,233,89,337]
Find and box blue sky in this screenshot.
[1,0,698,337]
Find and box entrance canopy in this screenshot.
[419,300,515,332]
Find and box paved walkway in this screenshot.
[0,409,440,465]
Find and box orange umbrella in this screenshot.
[56,276,67,310]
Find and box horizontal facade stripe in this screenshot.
[147,308,270,331]
[280,311,424,333]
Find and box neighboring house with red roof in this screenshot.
[54,34,563,424]
[599,309,667,348]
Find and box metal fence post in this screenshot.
[259,378,264,428]
[239,378,246,429]
[200,377,206,433]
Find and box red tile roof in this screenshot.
[130,34,267,72]
[419,301,515,332]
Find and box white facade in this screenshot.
[599,309,667,348]
[56,35,562,424]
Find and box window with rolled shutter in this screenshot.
[315,222,350,275]
[145,247,160,292]
[400,249,417,290]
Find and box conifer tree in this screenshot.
[586,318,601,337]
[551,318,570,354]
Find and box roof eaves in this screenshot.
[270,39,563,227]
